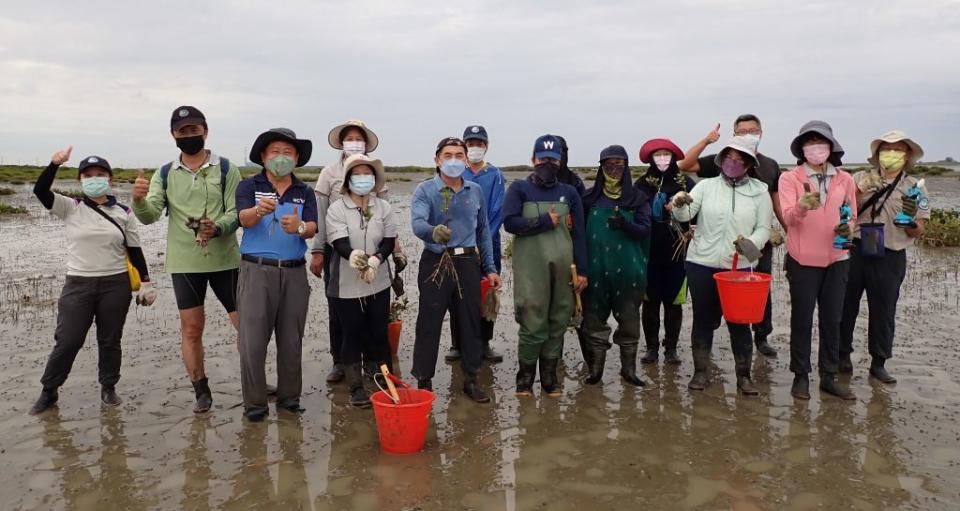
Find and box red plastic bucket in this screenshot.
[713,252,773,324]
[480,277,491,304]
[371,385,435,455]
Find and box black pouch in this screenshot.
[859,223,886,258]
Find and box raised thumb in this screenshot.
[137,169,146,180]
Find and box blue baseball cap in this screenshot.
[463,125,488,142]
[533,134,562,160]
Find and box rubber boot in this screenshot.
[29,388,58,415]
[819,372,855,400]
[101,385,122,407]
[838,353,853,374]
[754,336,777,358]
[620,346,647,387]
[791,373,810,400]
[578,330,593,369]
[688,350,710,390]
[734,353,758,395]
[417,379,433,391]
[516,361,537,396]
[192,378,213,414]
[346,364,371,408]
[663,338,681,365]
[483,342,504,363]
[584,349,607,385]
[869,358,896,384]
[640,338,659,364]
[325,363,345,384]
[444,347,462,362]
[539,358,562,397]
[463,376,491,403]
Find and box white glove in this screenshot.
[349,250,369,270]
[360,266,377,284]
[136,281,158,306]
[367,255,381,271]
[671,191,693,208]
[856,171,884,194]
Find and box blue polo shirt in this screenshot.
[463,162,505,273]
[236,171,319,261]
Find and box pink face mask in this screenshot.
[653,154,672,172]
[803,143,831,165]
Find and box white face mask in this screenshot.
[343,140,366,155]
[653,154,672,171]
[467,146,486,164]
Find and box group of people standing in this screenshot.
[26,106,930,421]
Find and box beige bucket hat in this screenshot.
[328,119,379,152]
[714,135,760,169]
[340,154,386,195]
[867,129,924,170]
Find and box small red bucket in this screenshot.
[371,375,435,455]
[387,321,402,358]
[480,277,491,304]
[713,253,773,324]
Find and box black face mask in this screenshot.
[176,135,205,156]
[531,162,560,187]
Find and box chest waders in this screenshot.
[580,207,650,386]
[512,201,575,366]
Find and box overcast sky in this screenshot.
[1,0,958,168]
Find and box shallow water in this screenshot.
[1,178,959,510]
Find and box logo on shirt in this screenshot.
[291,197,305,204]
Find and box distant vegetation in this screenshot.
[0,202,27,215]
[920,209,960,248]
[52,188,83,199]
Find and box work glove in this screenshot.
[769,227,785,247]
[360,267,377,284]
[733,236,761,263]
[367,255,381,272]
[136,281,158,306]
[349,250,369,270]
[392,253,408,273]
[834,223,852,238]
[607,213,625,230]
[432,224,453,244]
[671,191,693,208]
[901,195,919,217]
[391,274,405,296]
[481,289,500,322]
[856,171,884,194]
[799,183,821,210]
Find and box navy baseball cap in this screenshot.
[533,134,562,160]
[435,136,467,156]
[77,155,112,175]
[463,125,488,143]
[170,105,207,131]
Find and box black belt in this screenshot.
[242,254,305,268]
[444,247,476,255]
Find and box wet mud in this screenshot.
[0,177,959,510]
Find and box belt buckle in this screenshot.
[453,247,466,256]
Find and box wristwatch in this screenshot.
[297,221,306,236]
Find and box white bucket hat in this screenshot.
[328,119,379,152]
[867,129,924,170]
[341,154,386,195]
[714,135,760,169]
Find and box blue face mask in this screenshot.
[349,174,376,196]
[81,176,111,198]
[439,158,466,179]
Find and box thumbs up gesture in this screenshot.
[133,169,150,202]
[281,205,302,234]
[51,145,73,165]
[703,123,721,145]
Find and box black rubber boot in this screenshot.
[578,331,593,369]
[325,364,345,384]
[820,372,856,400]
[640,348,659,364]
[584,349,607,385]
[444,347,462,362]
[791,373,811,400]
[838,353,854,374]
[101,385,122,407]
[539,358,562,397]
[869,358,897,384]
[29,388,58,415]
[663,338,681,365]
[192,378,213,414]
[463,377,491,403]
[483,342,504,363]
[347,364,371,408]
[688,350,710,390]
[516,362,537,396]
[734,354,758,395]
[754,336,777,358]
[363,359,379,380]
[620,346,647,387]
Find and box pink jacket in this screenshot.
[779,165,858,268]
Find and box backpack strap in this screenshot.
[160,162,173,217]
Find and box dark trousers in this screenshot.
[412,250,482,381]
[685,263,754,369]
[641,300,682,350]
[322,244,344,365]
[840,245,907,361]
[41,273,131,389]
[333,288,391,366]
[785,255,849,374]
[450,316,494,349]
[752,247,774,340]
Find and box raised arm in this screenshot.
[677,124,721,173]
[132,168,167,225]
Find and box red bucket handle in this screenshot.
[731,251,739,271]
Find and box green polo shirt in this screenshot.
[133,151,241,273]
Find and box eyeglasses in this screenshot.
[734,129,762,136]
